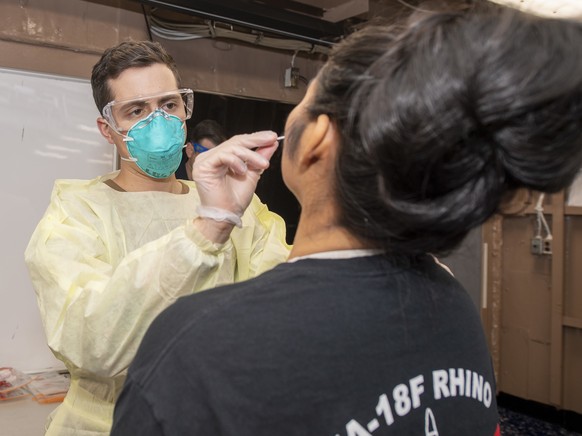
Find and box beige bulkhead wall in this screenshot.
[483,190,582,415]
[0,0,325,105]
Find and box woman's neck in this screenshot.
[289,214,371,260]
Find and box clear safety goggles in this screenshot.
[102,88,194,133]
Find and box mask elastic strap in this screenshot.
[120,156,138,163]
[120,134,138,162]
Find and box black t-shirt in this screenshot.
[112,254,500,435]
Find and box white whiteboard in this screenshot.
[0,68,115,371]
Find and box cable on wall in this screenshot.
[147,13,331,57]
[141,3,154,41]
[531,193,553,255]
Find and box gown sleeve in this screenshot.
[24,181,290,378]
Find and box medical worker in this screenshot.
[24,40,290,435]
[181,119,228,180]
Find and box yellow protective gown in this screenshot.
[24,171,290,435]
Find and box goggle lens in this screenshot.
[102,88,194,133]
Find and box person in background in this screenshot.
[112,3,582,435]
[183,119,228,180]
[24,40,290,436]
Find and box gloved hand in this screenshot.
[192,131,279,219]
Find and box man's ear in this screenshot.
[299,114,336,169]
[185,142,194,159]
[97,117,116,145]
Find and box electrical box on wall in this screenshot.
[531,236,543,254]
[284,67,299,88]
[531,237,553,255]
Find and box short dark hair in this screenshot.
[91,40,182,114]
[190,119,227,146]
[306,2,582,255]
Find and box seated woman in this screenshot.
[112,2,582,435]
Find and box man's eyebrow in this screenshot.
[154,94,182,105]
[117,94,180,109]
[117,100,147,109]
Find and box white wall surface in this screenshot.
[0,68,114,371]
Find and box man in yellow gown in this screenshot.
[25,40,290,435]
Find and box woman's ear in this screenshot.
[299,114,337,169]
[97,117,116,145]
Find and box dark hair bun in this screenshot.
[312,3,582,255]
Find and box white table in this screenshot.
[0,398,58,436]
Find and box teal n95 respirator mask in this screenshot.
[121,109,186,179]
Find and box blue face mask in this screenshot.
[123,109,186,179]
